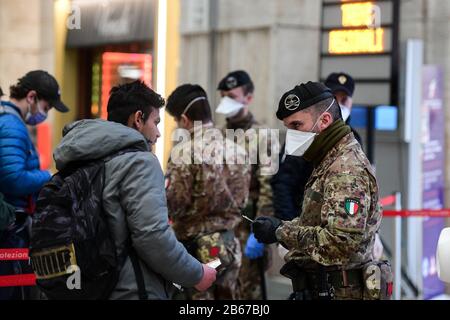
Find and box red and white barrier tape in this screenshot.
[383,209,450,218]
[0,248,30,261]
[380,195,397,207]
[0,274,36,287]
[0,248,36,287]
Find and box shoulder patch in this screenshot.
[344,198,360,216]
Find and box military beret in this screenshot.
[217,70,252,91]
[324,72,355,97]
[276,81,334,120]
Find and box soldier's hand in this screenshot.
[194,264,217,292]
[252,216,282,244]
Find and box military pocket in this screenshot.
[333,285,364,300]
[195,232,233,270]
[362,260,393,300]
[302,189,324,224]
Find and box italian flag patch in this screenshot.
[345,198,360,216]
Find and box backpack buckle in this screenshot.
[30,243,77,280]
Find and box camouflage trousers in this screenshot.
[236,222,271,300]
[184,237,242,300]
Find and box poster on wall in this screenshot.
[421,65,446,300]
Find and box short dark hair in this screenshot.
[9,83,33,100]
[306,97,342,122]
[166,84,212,123]
[242,82,254,96]
[107,81,165,125]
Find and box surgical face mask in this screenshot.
[284,99,335,158]
[285,129,317,157]
[25,99,47,126]
[216,96,244,118]
[340,105,351,122]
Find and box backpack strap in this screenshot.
[128,247,149,300]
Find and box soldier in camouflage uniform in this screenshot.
[216,71,277,300]
[165,84,251,300]
[252,82,384,300]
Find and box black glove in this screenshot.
[252,216,282,244]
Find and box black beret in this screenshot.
[217,70,252,91]
[276,81,334,120]
[324,72,355,97]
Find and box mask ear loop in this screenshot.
[182,97,206,116]
[310,99,335,132]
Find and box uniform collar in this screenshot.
[189,122,215,136]
[226,111,257,130]
[306,132,357,184]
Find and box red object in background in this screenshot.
[0,249,30,261]
[0,274,36,288]
[101,52,152,120]
[0,249,36,288]
[380,195,396,207]
[383,209,450,217]
[37,122,52,170]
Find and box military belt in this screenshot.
[291,269,363,293]
[327,269,363,288]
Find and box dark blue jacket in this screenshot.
[271,145,313,221]
[0,101,51,209]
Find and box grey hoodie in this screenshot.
[54,119,203,300]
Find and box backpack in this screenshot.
[29,148,148,300]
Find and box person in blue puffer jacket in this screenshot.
[0,71,69,300]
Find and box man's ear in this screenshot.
[127,111,143,130]
[320,112,333,131]
[180,114,192,129]
[245,92,254,105]
[26,90,37,104]
[135,110,145,129]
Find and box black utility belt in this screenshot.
[291,269,364,291]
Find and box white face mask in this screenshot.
[284,99,335,158]
[285,129,317,157]
[437,228,450,283]
[340,105,351,122]
[216,96,244,118]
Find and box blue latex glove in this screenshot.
[244,232,265,259]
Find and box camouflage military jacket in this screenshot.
[276,133,382,269]
[225,112,277,218]
[166,123,251,241]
